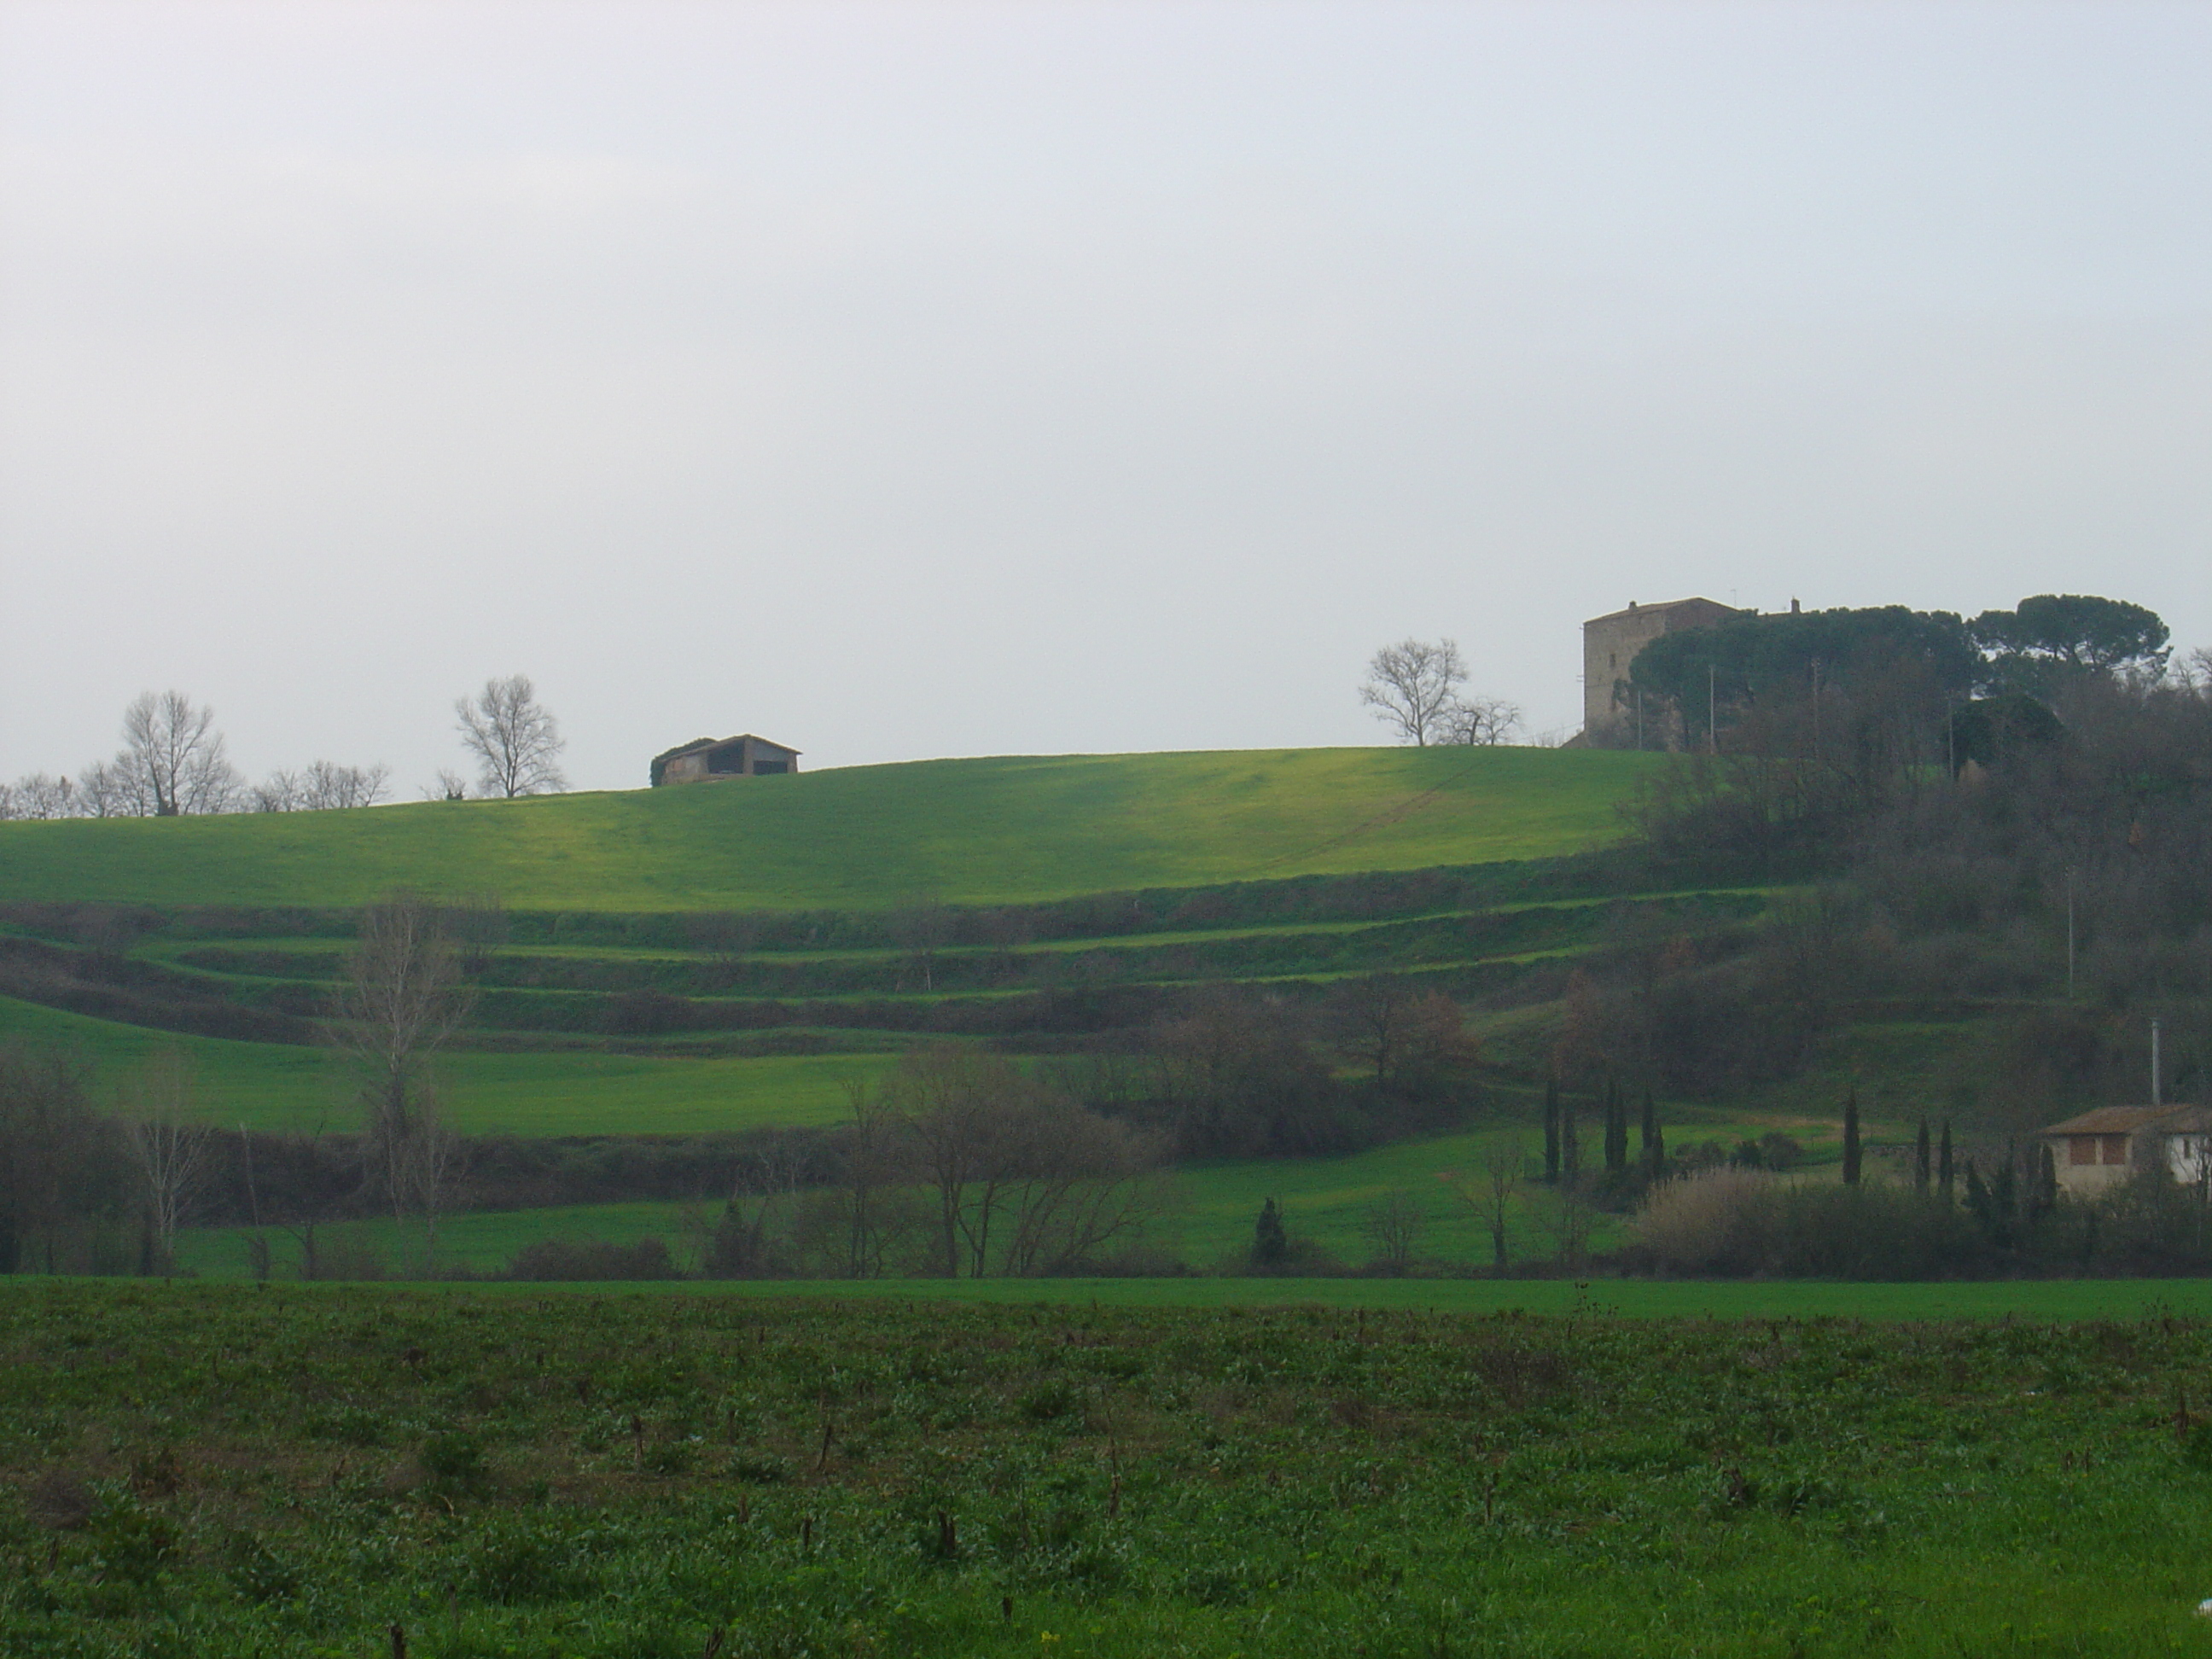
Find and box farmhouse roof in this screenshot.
[2038,1105,2206,1137]
[667,734,801,758]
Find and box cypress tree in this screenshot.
[1938,1121,1954,1203]
[1842,1087,1862,1186]
[1992,1153,2017,1225]
[1542,1078,1561,1185]
[1639,1088,1660,1176]
[1913,1118,1931,1196]
[1562,1097,1580,1183]
[1604,1077,1627,1176]
[2036,1143,2058,1216]
[1964,1160,1995,1241]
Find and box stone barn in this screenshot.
[650,735,801,786]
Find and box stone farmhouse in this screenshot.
[1579,596,1740,748]
[651,735,801,786]
[2038,1104,2212,1199]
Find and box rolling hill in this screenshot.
[0,745,1656,911]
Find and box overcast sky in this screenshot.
[2,1,2206,795]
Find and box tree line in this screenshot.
[0,674,566,820]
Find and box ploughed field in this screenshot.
[8,1284,2212,1656]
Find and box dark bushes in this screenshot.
[506,1237,680,1281]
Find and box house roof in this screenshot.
[2040,1104,2205,1137]
[670,734,801,758]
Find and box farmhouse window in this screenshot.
[2068,1137,2098,1166]
[2101,1135,2129,1165]
[752,760,789,775]
[707,748,745,774]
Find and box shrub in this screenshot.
[1632,1168,1780,1274]
[506,1237,680,1282]
[1633,1169,1991,1278]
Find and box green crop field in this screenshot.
[9,1282,2212,1656]
[0,746,1655,912]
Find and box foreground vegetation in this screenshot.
[9,1284,2212,1655]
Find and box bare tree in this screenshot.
[255,761,392,812]
[1360,1188,1425,1273]
[893,901,955,992]
[1359,638,1468,746]
[329,893,475,1251]
[1447,1138,1523,1272]
[251,769,305,812]
[76,761,131,818]
[115,690,241,815]
[1437,694,1522,747]
[118,1049,212,1272]
[455,675,567,798]
[4,773,80,819]
[1329,975,1475,1096]
[305,760,390,809]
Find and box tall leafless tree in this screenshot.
[115,690,241,816]
[1447,1138,1523,1272]
[329,893,475,1258]
[1359,638,1467,746]
[118,1049,212,1272]
[455,674,567,798]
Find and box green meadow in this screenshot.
[0,745,1654,911]
[0,995,892,1136]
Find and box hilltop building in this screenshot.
[650,735,801,787]
[1580,596,1740,748]
[2038,1104,2212,1198]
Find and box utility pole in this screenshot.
[2152,1019,2163,1108]
[1708,664,1717,755]
[2065,867,2075,1001]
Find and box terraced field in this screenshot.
[0,868,1768,1133]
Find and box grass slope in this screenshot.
[0,746,1653,911]
[0,995,891,1135]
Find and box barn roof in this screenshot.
[669,734,802,758]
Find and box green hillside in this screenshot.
[0,745,1655,911]
[0,996,890,1135]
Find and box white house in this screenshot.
[2039,1104,2212,1198]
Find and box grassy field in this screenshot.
[0,746,1655,911]
[9,1282,2212,1656]
[0,995,894,1135]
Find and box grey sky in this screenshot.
[3,1,2206,795]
